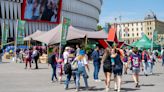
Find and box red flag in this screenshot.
[107,26,118,43]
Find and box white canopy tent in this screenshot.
[33,24,108,45]
[24,30,46,41]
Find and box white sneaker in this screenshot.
[94,79,101,82]
[106,88,109,92]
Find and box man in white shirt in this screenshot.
[63,47,70,64]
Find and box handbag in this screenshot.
[71,60,78,71]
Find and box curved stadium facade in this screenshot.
[0,0,102,40]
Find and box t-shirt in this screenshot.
[130,54,141,68]
[63,51,69,64]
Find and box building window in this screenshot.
[147,27,149,30]
[132,28,134,31]
[150,22,151,25]
[141,27,143,31]
[150,27,152,30]
[136,28,138,31]
[127,23,129,26]
[136,23,138,26]
[132,33,134,36]
[147,22,149,25]
[137,33,139,36]
[148,32,149,35]
[141,23,143,25]
[132,23,133,26]
[124,34,125,37]
[150,32,152,35]
[128,34,130,37]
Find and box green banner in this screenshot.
[1,22,9,46]
[61,17,71,45]
[17,20,26,45]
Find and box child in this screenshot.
[57,59,63,83]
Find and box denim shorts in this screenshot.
[132,67,140,74]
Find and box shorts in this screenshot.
[113,66,123,76]
[132,67,140,74]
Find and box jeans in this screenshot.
[34,57,38,69]
[162,58,164,66]
[76,66,88,90]
[93,61,101,80]
[148,62,154,74]
[143,61,149,74]
[65,72,76,89]
[51,64,57,81]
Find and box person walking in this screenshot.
[101,48,112,92]
[64,47,76,90]
[91,46,101,82]
[111,48,123,92]
[128,48,143,88]
[24,48,32,69]
[75,50,90,92]
[142,49,149,76]
[149,52,155,74]
[48,47,58,82]
[32,47,39,69]
[161,48,164,66]
[75,45,80,56]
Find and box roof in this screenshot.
[24,30,46,41]
[33,24,108,45]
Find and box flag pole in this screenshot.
[151,30,154,52]
[15,20,18,63]
[1,23,4,49]
[59,16,63,59]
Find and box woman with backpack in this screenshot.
[75,50,90,92]
[111,48,123,92]
[101,48,112,92]
[128,48,143,88]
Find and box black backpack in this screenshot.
[103,56,111,70]
[64,63,72,74]
[144,53,147,62]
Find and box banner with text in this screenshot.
[61,17,71,45]
[17,20,26,45]
[1,22,9,46]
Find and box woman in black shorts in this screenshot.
[111,48,123,92]
[101,48,112,92]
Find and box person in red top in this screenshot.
[128,48,143,88]
[142,49,150,76]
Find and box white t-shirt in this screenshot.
[63,51,69,64]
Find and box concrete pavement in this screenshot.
[0,60,164,92]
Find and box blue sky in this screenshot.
[99,0,164,26]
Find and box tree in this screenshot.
[97,25,103,31]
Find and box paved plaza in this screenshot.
[0,59,164,92]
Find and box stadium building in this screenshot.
[0,0,102,42]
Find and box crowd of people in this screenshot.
[47,44,164,92]
[5,44,164,92]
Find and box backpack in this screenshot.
[64,63,72,74]
[144,53,147,62]
[132,55,140,68]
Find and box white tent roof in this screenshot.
[24,30,46,41]
[33,24,85,45]
[33,24,108,45]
